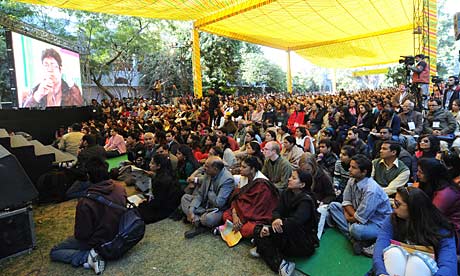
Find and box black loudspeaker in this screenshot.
[0,206,36,260]
[455,12,460,41]
[0,145,38,210]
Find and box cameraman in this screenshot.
[408,54,430,108]
[442,76,460,110]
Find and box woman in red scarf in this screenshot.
[222,156,279,238]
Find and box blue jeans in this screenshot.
[328,202,380,241]
[50,237,91,267]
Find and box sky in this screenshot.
[262,0,460,74]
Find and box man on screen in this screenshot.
[22,48,83,107]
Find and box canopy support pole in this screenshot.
[286,50,292,94]
[331,68,337,93]
[192,25,202,98]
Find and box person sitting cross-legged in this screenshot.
[50,157,127,275]
[221,156,279,238]
[181,156,235,239]
[328,154,392,256]
[252,170,319,276]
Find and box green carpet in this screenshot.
[107,154,128,170]
[294,228,372,276]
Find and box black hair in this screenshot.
[382,140,401,156]
[297,170,314,193]
[351,154,372,177]
[392,187,454,250]
[177,144,200,170]
[284,135,296,145]
[151,154,173,176]
[265,130,277,141]
[318,138,332,149]
[341,145,356,157]
[417,158,458,199]
[82,134,96,146]
[217,135,231,150]
[210,146,223,158]
[86,157,109,183]
[71,123,82,131]
[242,155,262,172]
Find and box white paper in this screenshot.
[408,122,416,130]
[433,121,440,128]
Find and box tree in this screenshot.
[436,0,457,77]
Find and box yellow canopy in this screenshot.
[15,0,414,68]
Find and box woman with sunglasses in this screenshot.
[370,187,457,276]
[417,158,460,254]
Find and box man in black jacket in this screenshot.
[50,157,127,275]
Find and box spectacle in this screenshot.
[420,139,430,143]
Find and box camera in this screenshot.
[399,56,415,66]
[431,76,443,84]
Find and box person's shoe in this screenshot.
[249,246,260,258]
[279,259,295,276]
[362,243,375,258]
[87,248,105,275]
[184,225,207,239]
[212,226,221,236]
[352,240,363,255]
[169,209,184,221]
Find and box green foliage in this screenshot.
[436,0,457,77]
[240,52,286,92]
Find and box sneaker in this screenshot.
[279,259,295,276]
[362,243,375,258]
[87,249,105,275]
[184,225,207,239]
[249,247,260,258]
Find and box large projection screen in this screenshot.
[11,32,83,108]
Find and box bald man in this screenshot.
[181,156,235,239]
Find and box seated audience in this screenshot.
[317,138,338,176]
[423,98,457,139]
[262,141,293,191]
[216,136,237,167]
[344,128,368,156]
[370,187,457,276]
[176,144,201,188]
[126,131,145,162]
[181,156,234,239]
[138,155,183,224]
[333,145,356,201]
[221,156,279,238]
[371,141,410,196]
[328,155,392,255]
[281,136,304,169]
[50,157,127,275]
[252,170,319,276]
[104,128,127,158]
[417,158,460,253]
[59,123,84,156]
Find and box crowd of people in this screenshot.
[49,82,460,275]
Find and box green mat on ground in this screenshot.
[294,228,372,276]
[107,154,128,170]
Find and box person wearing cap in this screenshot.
[408,54,430,109]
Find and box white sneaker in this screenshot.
[87,248,105,275]
[279,259,295,276]
[249,246,260,258]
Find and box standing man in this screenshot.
[181,156,234,239]
[408,54,429,109]
[328,155,392,255]
[208,88,219,124]
[22,48,83,107]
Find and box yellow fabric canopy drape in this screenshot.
[15,0,415,69]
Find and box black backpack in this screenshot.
[85,193,145,260]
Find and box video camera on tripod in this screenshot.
[399,56,415,66]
